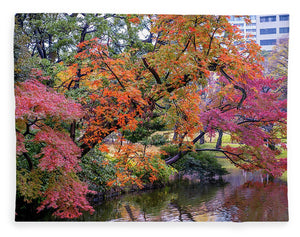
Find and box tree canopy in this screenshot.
[15,13,287,219]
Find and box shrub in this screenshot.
[182,152,229,180]
[131,154,175,185]
[78,148,116,193]
[160,144,228,180]
[160,144,179,160]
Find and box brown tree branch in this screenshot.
[219,67,247,109]
[22,152,33,171]
[142,58,162,84]
[99,52,126,90]
[165,131,206,165]
[206,16,220,57]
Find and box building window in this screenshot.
[247,23,256,27]
[230,16,243,21]
[260,16,276,22]
[260,28,276,34]
[279,27,289,33]
[279,15,289,21]
[260,39,277,45]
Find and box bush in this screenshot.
[150,134,168,146]
[182,152,229,180]
[160,144,228,180]
[159,144,179,160]
[78,148,116,193]
[131,154,175,185]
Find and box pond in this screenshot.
[67,168,288,222]
[19,166,287,222]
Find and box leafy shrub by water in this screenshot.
[182,152,228,180]
[160,145,228,180]
[79,148,116,193]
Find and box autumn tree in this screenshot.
[263,38,288,78]
[15,13,160,219]
[262,38,288,98]
[71,15,286,177]
[15,14,287,219]
[15,70,95,219]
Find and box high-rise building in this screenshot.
[256,14,289,51]
[228,14,289,51]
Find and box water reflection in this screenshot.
[71,169,287,222]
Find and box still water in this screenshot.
[72,169,288,222]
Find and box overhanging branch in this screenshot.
[165,131,206,165]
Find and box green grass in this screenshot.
[280,172,287,182]
[216,158,237,170]
[276,149,287,182]
[220,133,232,143]
[276,149,287,159]
[195,138,240,171]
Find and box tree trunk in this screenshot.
[216,129,223,149]
[173,124,178,141]
[23,152,33,171]
[70,120,76,142]
[199,130,205,144]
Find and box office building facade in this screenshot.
[256,14,289,51]
[228,14,289,51]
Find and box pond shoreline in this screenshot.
[88,172,228,205]
[89,182,167,204]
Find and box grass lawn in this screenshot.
[216,158,237,170]
[277,149,287,182]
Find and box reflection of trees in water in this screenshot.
[124,204,136,221]
[165,181,223,221]
[68,172,288,222]
[221,181,288,221]
[169,200,195,221]
[118,180,224,221]
[123,187,177,221]
[77,198,124,221]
